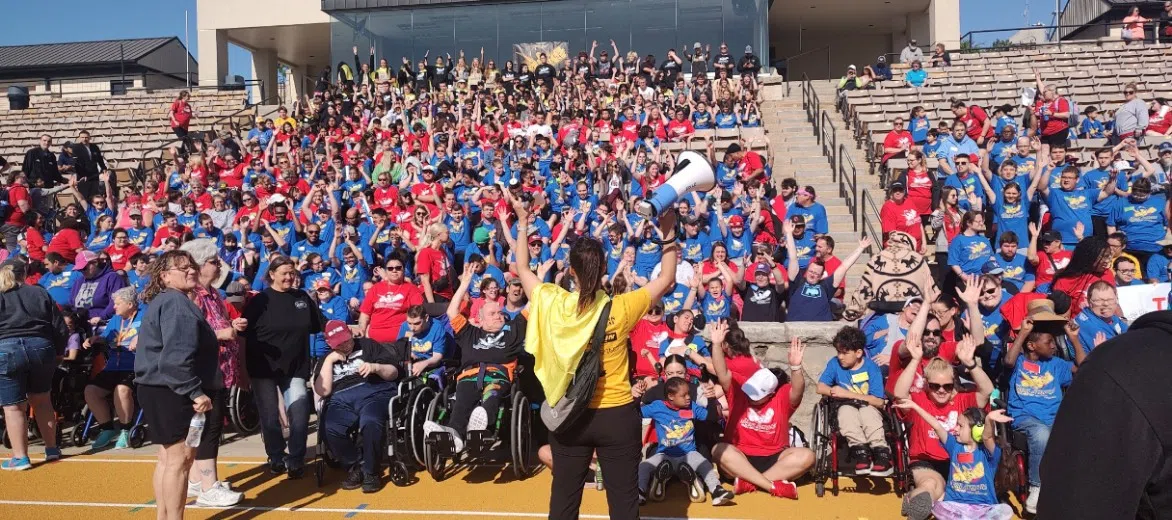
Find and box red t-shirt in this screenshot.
[1033,98,1071,137]
[410,182,443,214]
[904,390,979,462]
[360,280,424,343]
[170,99,191,129]
[372,186,399,210]
[666,120,694,141]
[1053,271,1114,316]
[416,247,453,299]
[1148,106,1172,135]
[725,382,793,457]
[105,243,141,271]
[882,130,913,163]
[630,319,671,379]
[904,168,934,215]
[152,225,189,247]
[821,255,846,290]
[960,105,993,141]
[880,198,924,249]
[47,228,83,263]
[25,227,46,262]
[739,151,765,181]
[6,185,29,225]
[885,339,959,396]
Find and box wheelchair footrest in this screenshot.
[426,432,457,457]
[466,431,499,457]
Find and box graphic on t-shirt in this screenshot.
[741,407,776,434]
[951,459,986,485]
[473,326,510,350]
[929,411,960,440]
[801,283,823,298]
[376,292,405,309]
[661,421,694,447]
[749,288,772,304]
[966,241,989,260]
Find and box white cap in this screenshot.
[848,64,857,71]
[741,368,779,402]
[1113,160,1134,171]
[268,193,286,204]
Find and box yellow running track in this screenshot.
[0,454,916,519]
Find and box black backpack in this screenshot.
[539,301,613,434]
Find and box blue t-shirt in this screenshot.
[39,270,81,307]
[98,308,145,372]
[948,234,993,275]
[467,265,505,299]
[338,263,368,303]
[1147,254,1172,283]
[942,435,1001,505]
[1080,168,1126,217]
[397,318,453,360]
[861,313,903,359]
[783,231,817,269]
[1109,194,1167,253]
[291,238,330,261]
[994,253,1034,291]
[641,399,709,457]
[1074,308,1128,353]
[658,333,711,374]
[700,292,732,323]
[786,278,836,322]
[943,173,984,212]
[723,230,754,261]
[979,303,1011,371]
[1007,355,1072,426]
[127,226,154,250]
[991,198,1030,247]
[1045,188,1096,246]
[910,116,931,144]
[787,203,829,235]
[662,283,692,315]
[989,140,1016,170]
[633,239,662,278]
[681,233,713,265]
[817,356,885,399]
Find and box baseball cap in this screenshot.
[129,208,142,217]
[1159,142,1172,153]
[1039,230,1063,245]
[473,228,491,244]
[324,320,353,349]
[728,215,745,227]
[312,279,332,291]
[694,42,702,49]
[683,214,701,226]
[848,64,857,71]
[1112,160,1135,171]
[754,263,771,275]
[877,55,886,62]
[745,45,753,54]
[741,368,779,402]
[74,250,98,271]
[981,260,1004,275]
[889,181,906,190]
[225,282,247,304]
[789,215,806,225]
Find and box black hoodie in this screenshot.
[1038,310,1172,519]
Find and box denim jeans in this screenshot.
[0,337,57,406]
[252,376,310,469]
[324,382,394,476]
[1013,415,1052,487]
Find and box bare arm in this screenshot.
[833,236,873,287]
[505,191,542,297]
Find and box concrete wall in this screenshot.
[196,0,328,30]
[773,31,894,81]
[0,76,153,110]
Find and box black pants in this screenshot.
[325,383,393,476]
[549,403,642,520]
[1092,216,1108,238]
[196,388,227,460]
[172,127,192,156]
[448,377,511,437]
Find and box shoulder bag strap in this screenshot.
[589,301,613,357]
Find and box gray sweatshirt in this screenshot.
[1115,98,1150,137]
[133,289,222,400]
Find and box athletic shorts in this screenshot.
[138,384,196,446]
[909,458,950,478]
[746,450,783,474]
[88,370,134,392]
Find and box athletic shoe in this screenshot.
[362,473,381,493]
[733,477,757,495]
[114,430,130,450]
[1,457,31,471]
[1026,485,1040,514]
[638,489,647,506]
[196,481,243,507]
[467,406,489,432]
[902,491,934,520]
[92,428,118,449]
[648,460,673,502]
[422,420,465,453]
[677,463,705,503]
[769,480,798,500]
[342,467,364,490]
[850,445,872,475]
[870,446,894,477]
[187,480,202,498]
[711,486,735,506]
[268,461,287,475]
[44,447,61,462]
[287,465,305,480]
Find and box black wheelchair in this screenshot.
[421,365,540,482]
[313,389,392,488]
[991,398,1030,506]
[384,365,457,487]
[227,385,261,435]
[810,398,912,498]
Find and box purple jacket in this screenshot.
[70,265,128,321]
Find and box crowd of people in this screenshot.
[0,34,1169,520]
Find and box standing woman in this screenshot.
[179,239,246,506]
[134,251,220,520]
[416,222,454,304]
[0,259,66,470]
[510,190,682,520]
[243,255,325,478]
[169,91,194,156]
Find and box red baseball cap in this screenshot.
[728,215,745,227]
[324,320,353,349]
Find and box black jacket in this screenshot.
[70,142,106,180]
[22,146,63,187]
[0,284,67,346]
[1038,310,1172,519]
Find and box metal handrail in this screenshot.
[839,143,859,232]
[821,111,835,179]
[860,189,882,247]
[960,20,1166,49]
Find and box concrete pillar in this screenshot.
[250,47,279,104]
[197,29,229,88]
[929,0,961,49]
[285,63,306,106]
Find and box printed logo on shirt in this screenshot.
[928,411,960,440]
[294,300,308,309]
[740,407,777,434]
[1063,194,1089,210]
[801,283,823,299]
[749,288,773,305]
[951,457,986,485]
[967,241,989,260]
[473,326,510,350]
[375,292,405,310]
[661,421,695,447]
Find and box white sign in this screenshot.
[1117,283,1171,322]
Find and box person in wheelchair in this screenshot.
[424,266,527,453]
[709,320,813,499]
[1002,314,1085,514]
[815,326,893,477]
[397,305,451,378]
[893,324,993,520]
[895,400,1014,520]
[313,320,409,493]
[637,376,734,506]
[83,286,141,450]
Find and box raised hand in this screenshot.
[986,409,1013,424]
[708,319,729,345]
[788,336,805,366]
[906,334,924,359]
[956,334,976,366]
[957,274,981,304]
[1063,318,1078,337]
[1094,331,1108,347]
[1021,317,1035,334]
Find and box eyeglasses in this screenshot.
[982,288,998,295]
[648,308,664,316]
[927,383,955,392]
[169,264,197,273]
[1117,268,1137,274]
[1090,297,1117,305]
[385,265,404,272]
[924,329,943,337]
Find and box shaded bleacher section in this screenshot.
[840,41,1172,179]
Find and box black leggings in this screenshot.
[448,377,511,437]
[549,403,642,520]
[195,388,227,460]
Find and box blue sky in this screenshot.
[0,0,1066,78]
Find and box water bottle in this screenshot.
[186,412,206,448]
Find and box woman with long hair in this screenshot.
[416,222,453,303]
[929,186,963,284]
[133,251,219,519]
[0,258,65,470]
[510,189,681,520]
[1051,235,1114,315]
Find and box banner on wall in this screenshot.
[1117,283,1171,322]
[514,41,569,70]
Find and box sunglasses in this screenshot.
[927,382,955,392]
[385,265,404,271]
[924,329,943,337]
[648,308,664,316]
[982,288,998,295]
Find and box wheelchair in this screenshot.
[227,385,261,434]
[70,385,149,449]
[314,371,422,488]
[384,364,457,487]
[810,398,912,498]
[420,364,540,482]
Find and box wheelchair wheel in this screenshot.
[889,415,912,496]
[389,460,411,487]
[69,424,86,448]
[810,402,832,498]
[509,390,535,480]
[408,386,437,468]
[422,391,448,481]
[229,386,261,434]
[129,425,147,449]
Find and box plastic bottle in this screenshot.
[186,412,206,448]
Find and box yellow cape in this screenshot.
[525,283,610,405]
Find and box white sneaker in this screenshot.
[187,480,201,498]
[196,481,243,507]
[468,406,489,432]
[423,420,464,453]
[1025,485,1040,514]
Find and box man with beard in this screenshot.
[885,280,985,396]
[1153,141,1172,183]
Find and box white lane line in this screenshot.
[0,499,751,520]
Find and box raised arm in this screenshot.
[708,320,733,392]
[506,190,541,297]
[641,210,680,302]
[833,236,873,287]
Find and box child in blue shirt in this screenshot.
[637,377,733,506]
[896,400,1014,520]
[310,280,351,359]
[815,326,893,476]
[1002,317,1084,514]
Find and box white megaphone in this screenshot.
[636,150,716,218]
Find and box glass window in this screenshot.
[678,0,723,52]
[453,5,499,62]
[496,4,542,66]
[584,0,631,53]
[628,0,678,56]
[410,10,456,60]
